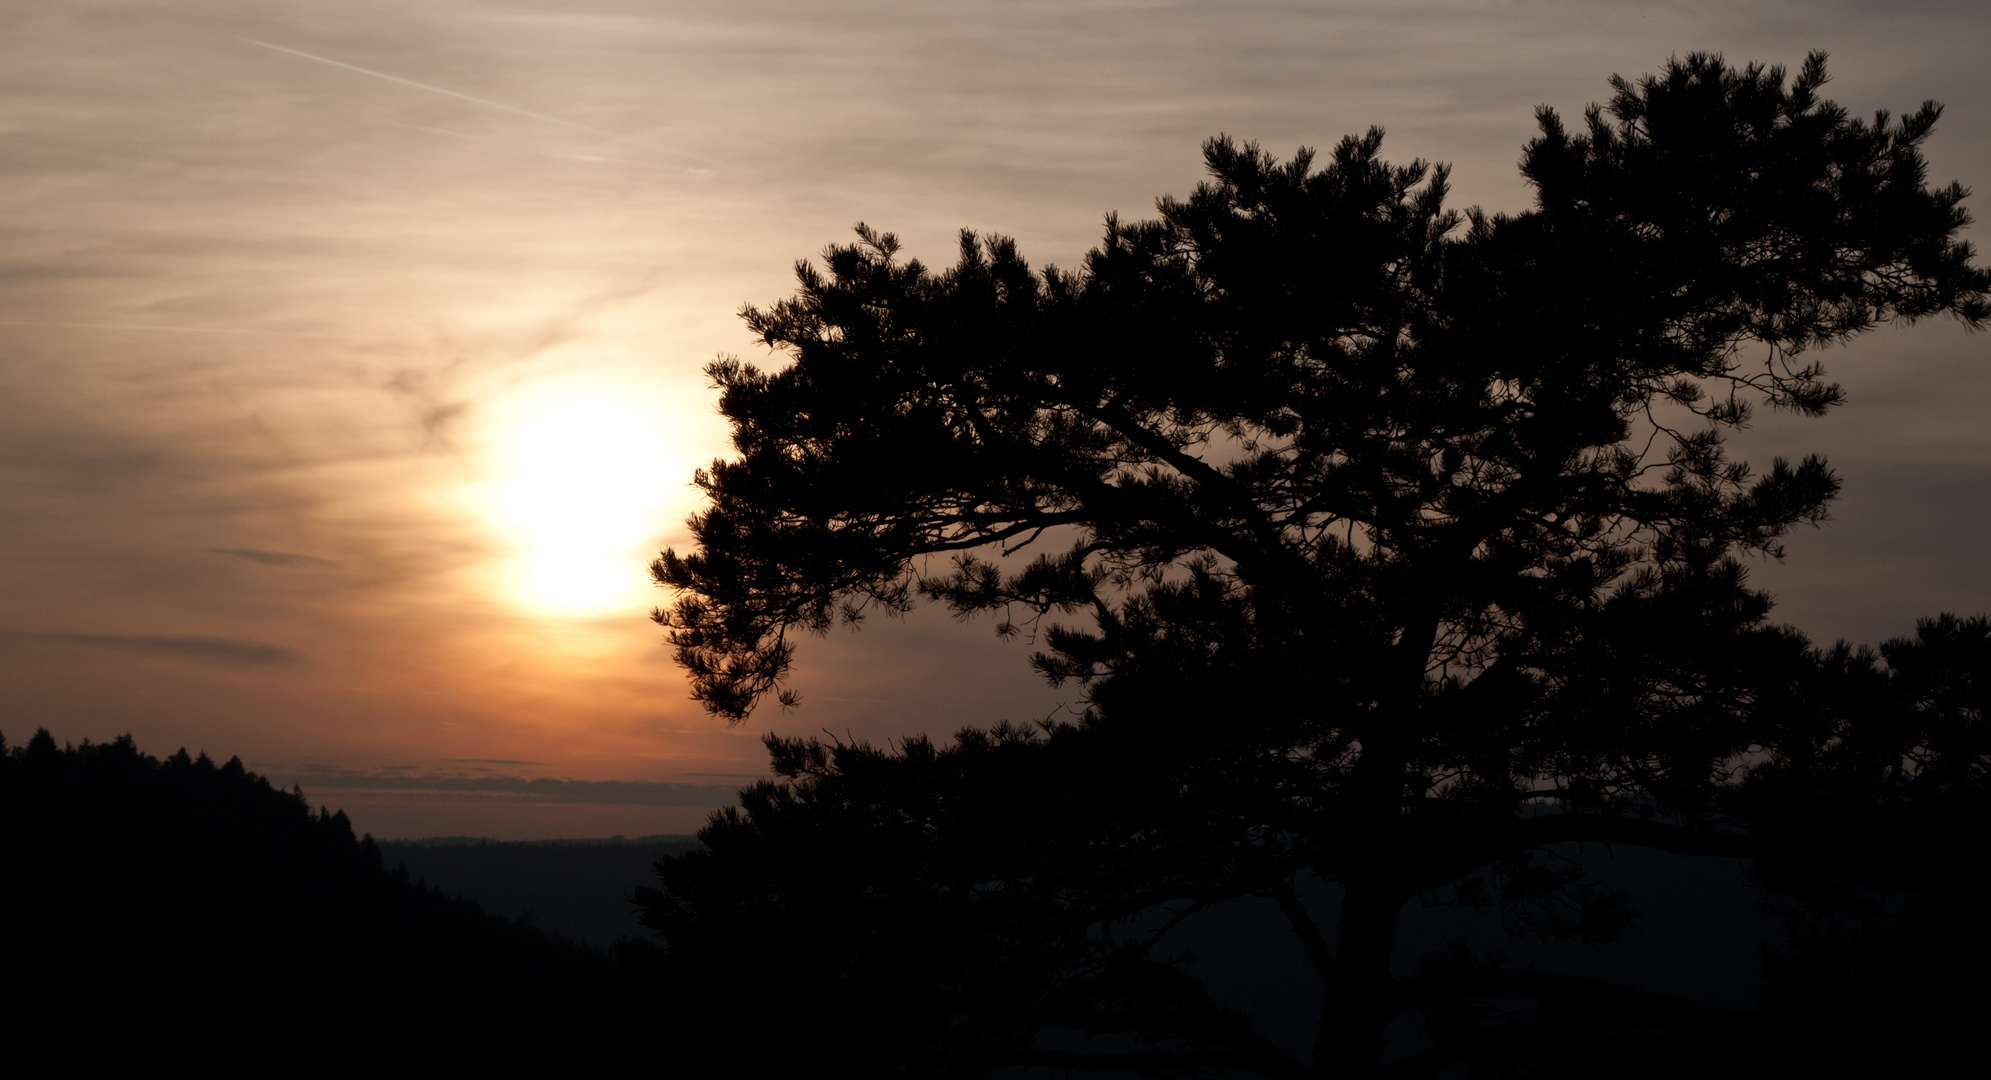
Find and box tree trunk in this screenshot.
[1315,882,1403,1076]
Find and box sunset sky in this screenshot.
[3,0,1986,839]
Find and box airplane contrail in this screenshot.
[236,37,743,174]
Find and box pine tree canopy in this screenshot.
[656,51,1985,727]
[641,53,1990,1076]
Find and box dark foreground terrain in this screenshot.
[10,723,1982,1078]
[0,729,652,1074]
[0,724,1772,1077]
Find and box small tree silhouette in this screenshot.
[640,54,1990,1076]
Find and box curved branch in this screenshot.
[1270,877,1336,983]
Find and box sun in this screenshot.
[479,378,680,616]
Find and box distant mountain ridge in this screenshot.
[390,833,697,847]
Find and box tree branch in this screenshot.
[1270,878,1335,983]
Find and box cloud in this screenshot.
[266,768,742,807]
[206,547,337,568]
[0,632,300,667]
[0,319,361,338]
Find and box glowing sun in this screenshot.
[481,378,680,616]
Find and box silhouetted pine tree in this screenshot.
[637,54,1991,1077]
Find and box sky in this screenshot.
[2,0,1986,839]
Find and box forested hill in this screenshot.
[0,729,649,1073]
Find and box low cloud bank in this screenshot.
[267,768,743,807]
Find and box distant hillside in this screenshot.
[379,834,700,949]
[0,729,649,1073]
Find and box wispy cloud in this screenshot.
[0,632,300,667]
[0,320,362,338]
[206,548,337,568]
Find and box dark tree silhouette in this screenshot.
[1741,614,1991,1074]
[640,54,1989,1076]
[0,729,645,1074]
